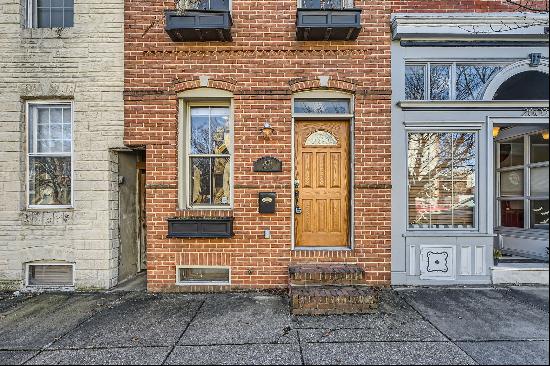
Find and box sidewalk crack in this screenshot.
[161,295,207,365]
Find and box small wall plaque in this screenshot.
[253,157,283,172]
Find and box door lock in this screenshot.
[295,207,302,215]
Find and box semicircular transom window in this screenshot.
[493,71,550,100]
[305,130,338,146]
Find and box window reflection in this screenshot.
[405,65,425,100]
[408,132,476,229]
[456,65,501,100]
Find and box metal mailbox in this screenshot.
[259,192,276,214]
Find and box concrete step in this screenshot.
[290,285,379,315]
[491,263,549,285]
[288,263,365,286]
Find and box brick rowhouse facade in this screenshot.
[124,0,544,292]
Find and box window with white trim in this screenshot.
[497,132,549,230]
[187,105,232,208]
[28,103,73,208]
[408,132,477,230]
[405,62,506,101]
[26,0,74,28]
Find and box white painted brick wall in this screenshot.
[0,0,124,290]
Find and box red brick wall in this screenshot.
[124,0,534,292]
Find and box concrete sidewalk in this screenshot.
[0,287,548,365]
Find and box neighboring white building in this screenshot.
[0,0,140,290]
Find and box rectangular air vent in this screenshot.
[177,266,230,285]
[27,264,74,287]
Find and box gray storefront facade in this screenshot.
[391,13,549,285]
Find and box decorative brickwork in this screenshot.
[124,0,529,292]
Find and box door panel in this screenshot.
[295,121,350,247]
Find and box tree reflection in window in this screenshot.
[456,65,502,100]
[405,65,425,100]
[189,107,231,207]
[28,104,72,207]
[408,132,477,229]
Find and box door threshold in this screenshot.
[293,246,352,251]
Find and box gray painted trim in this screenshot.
[401,41,549,47]
[391,12,549,41]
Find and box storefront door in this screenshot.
[294,121,350,247]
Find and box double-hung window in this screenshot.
[26,0,74,28]
[27,102,73,208]
[407,131,478,230]
[187,105,232,208]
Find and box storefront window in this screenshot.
[188,106,231,207]
[497,133,549,230]
[408,132,477,229]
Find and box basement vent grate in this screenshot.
[27,264,74,287]
[177,266,230,285]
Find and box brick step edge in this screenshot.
[289,264,365,285]
[290,286,379,315]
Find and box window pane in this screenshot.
[531,133,549,164]
[63,8,74,27]
[408,132,476,229]
[531,200,549,230]
[190,158,211,205]
[405,65,425,100]
[29,156,71,206]
[531,167,549,197]
[36,8,51,28]
[209,0,230,10]
[456,65,502,100]
[212,157,230,205]
[294,99,350,114]
[190,113,210,155]
[501,200,524,228]
[499,138,524,167]
[210,108,230,155]
[430,65,451,101]
[500,170,524,197]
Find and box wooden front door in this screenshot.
[295,121,350,247]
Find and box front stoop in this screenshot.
[290,286,379,315]
[289,263,365,286]
[289,264,379,315]
[491,263,549,285]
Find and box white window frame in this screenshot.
[25,262,76,288]
[180,0,232,11]
[26,101,74,210]
[176,265,231,286]
[404,61,510,101]
[406,129,480,231]
[496,134,550,230]
[184,101,234,210]
[26,0,75,28]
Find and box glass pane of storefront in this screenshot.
[531,200,549,230]
[501,200,525,228]
[500,170,524,197]
[408,132,476,229]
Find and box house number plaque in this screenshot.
[253,157,283,172]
